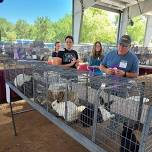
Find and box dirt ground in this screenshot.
[0,100,88,152]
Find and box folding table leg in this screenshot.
[9,101,17,136]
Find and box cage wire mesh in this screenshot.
[90,75,152,152]
[4,60,42,100]
[136,53,152,65]
[4,60,152,152]
[30,64,152,152]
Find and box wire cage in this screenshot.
[4,60,152,152]
[0,51,12,64]
[135,52,152,66]
[30,64,152,152]
[90,76,152,152]
[4,60,42,99]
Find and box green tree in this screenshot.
[6,31,16,42]
[0,18,14,41]
[80,8,116,44]
[53,14,72,42]
[15,19,30,39]
[0,10,146,45]
[27,25,35,40]
[127,16,146,45]
[33,16,56,42]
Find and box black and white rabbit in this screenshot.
[80,103,102,127]
[80,103,115,127]
[20,79,33,97]
[120,123,140,152]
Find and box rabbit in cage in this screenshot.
[80,103,115,127]
[51,100,85,122]
[14,73,31,87]
[120,122,140,152]
[48,90,65,103]
[47,83,66,103]
[48,82,79,104]
[19,78,33,97]
[48,90,78,103]
[80,103,103,127]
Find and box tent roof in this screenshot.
[81,0,152,15]
[92,0,144,11]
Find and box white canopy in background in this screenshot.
[73,0,152,46]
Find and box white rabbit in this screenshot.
[14,74,31,87]
[98,105,115,121]
[51,100,85,122]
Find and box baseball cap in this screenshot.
[119,35,131,47]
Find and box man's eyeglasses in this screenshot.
[119,43,128,48]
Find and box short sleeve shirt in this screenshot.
[52,51,58,57]
[58,48,78,68]
[102,50,139,73]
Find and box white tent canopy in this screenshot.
[73,0,152,46]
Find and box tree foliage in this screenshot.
[33,16,56,42]
[127,16,146,45]
[53,14,72,42]
[6,31,16,41]
[15,19,30,39]
[0,17,14,40]
[81,8,116,44]
[0,8,147,45]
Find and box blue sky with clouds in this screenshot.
[0,0,72,23]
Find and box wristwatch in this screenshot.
[124,71,126,77]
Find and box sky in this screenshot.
[0,0,72,24]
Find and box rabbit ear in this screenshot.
[99,96,104,105]
[123,122,128,129]
[134,122,143,131]
[52,100,57,106]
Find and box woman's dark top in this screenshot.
[52,51,58,57]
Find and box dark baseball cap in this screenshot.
[119,35,131,47]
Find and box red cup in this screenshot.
[78,63,88,71]
[48,61,52,64]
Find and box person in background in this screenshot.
[13,45,19,59]
[51,41,62,64]
[134,46,139,54]
[55,35,79,69]
[52,41,62,57]
[130,44,135,53]
[88,41,104,75]
[100,35,139,78]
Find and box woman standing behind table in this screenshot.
[55,35,79,69]
[88,41,104,75]
[50,41,62,65]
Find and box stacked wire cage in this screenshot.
[4,60,152,152]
